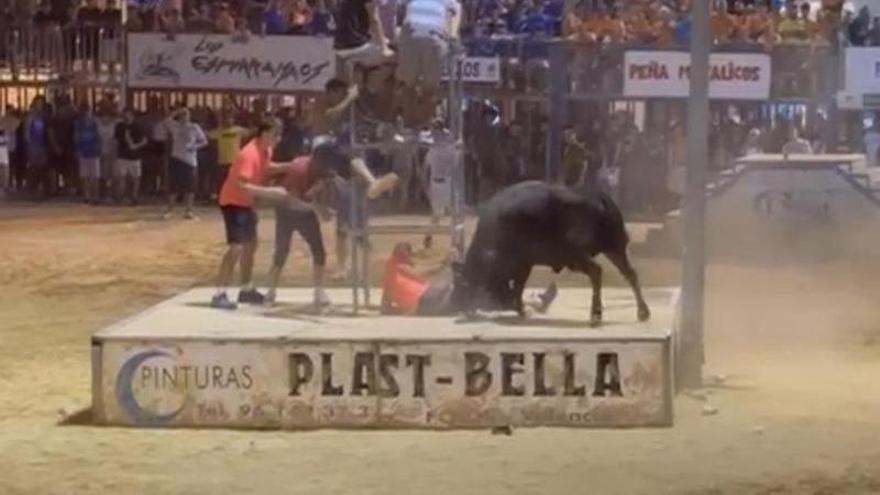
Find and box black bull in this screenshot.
[451,181,651,326]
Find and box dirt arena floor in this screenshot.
[2,202,880,495]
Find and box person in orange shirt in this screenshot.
[709,5,734,43]
[563,3,594,41]
[625,8,653,43]
[381,242,558,316]
[211,120,308,310]
[591,4,624,43]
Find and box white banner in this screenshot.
[844,47,880,96]
[441,56,501,83]
[96,339,671,428]
[127,33,335,92]
[623,51,771,100]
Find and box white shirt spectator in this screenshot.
[864,128,880,167]
[425,138,458,182]
[0,130,9,165]
[98,117,119,158]
[0,114,19,154]
[404,0,459,37]
[166,120,208,167]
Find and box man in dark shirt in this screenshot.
[32,2,55,27]
[77,0,102,64]
[334,0,392,73]
[114,108,147,203]
[49,95,77,196]
[100,0,123,70]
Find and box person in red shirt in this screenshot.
[211,120,306,309]
[381,242,558,316]
[264,154,334,306]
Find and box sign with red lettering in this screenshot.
[623,51,771,100]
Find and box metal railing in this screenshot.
[0,26,847,102]
[0,24,124,82]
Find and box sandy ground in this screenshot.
[2,202,880,495]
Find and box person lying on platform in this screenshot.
[380,242,558,316]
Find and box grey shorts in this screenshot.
[78,157,101,179]
[396,29,447,88]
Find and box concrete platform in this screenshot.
[92,287,679,430]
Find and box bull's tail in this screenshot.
[597,191,630,251]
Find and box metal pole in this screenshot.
[349,107,360,314]
[449,41,465,257]
[546,41,567,182]
[680,0,710,388]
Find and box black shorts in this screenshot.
[313,140,352,180]
[416,282,455,316]
[221,205,258,245]
[169,158,196,195]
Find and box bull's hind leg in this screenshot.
[605,251,651,322]
[509,263,533,318]
[572,257,604,327]
[502,264,532,318]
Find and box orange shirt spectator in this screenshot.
[652,16,674,46]
[743,8,768,41]
[627,11,654,42]
[593,12,624,42]
[710,9,734,42]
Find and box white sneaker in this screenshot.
[265,290,277,305]
[314,288,331,307]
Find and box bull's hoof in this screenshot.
[589,312,603,328]
[638,305,651,322]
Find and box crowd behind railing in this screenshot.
[1,0,880,75]
[1,0,880,218]
[0,89,873,222]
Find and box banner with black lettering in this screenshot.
[623,50,771,100]
[97,339,672,428]
[440,56,501,83]
[126,33,335,92]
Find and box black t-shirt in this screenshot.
[115,122,144,160]
[334,0,371,49]
[272,122,305,162]
[51,107,76,155]
[33,10,55,27]
[77,6,101,24]
[100,8,122,36]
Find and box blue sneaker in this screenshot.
[211,292,238,310]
